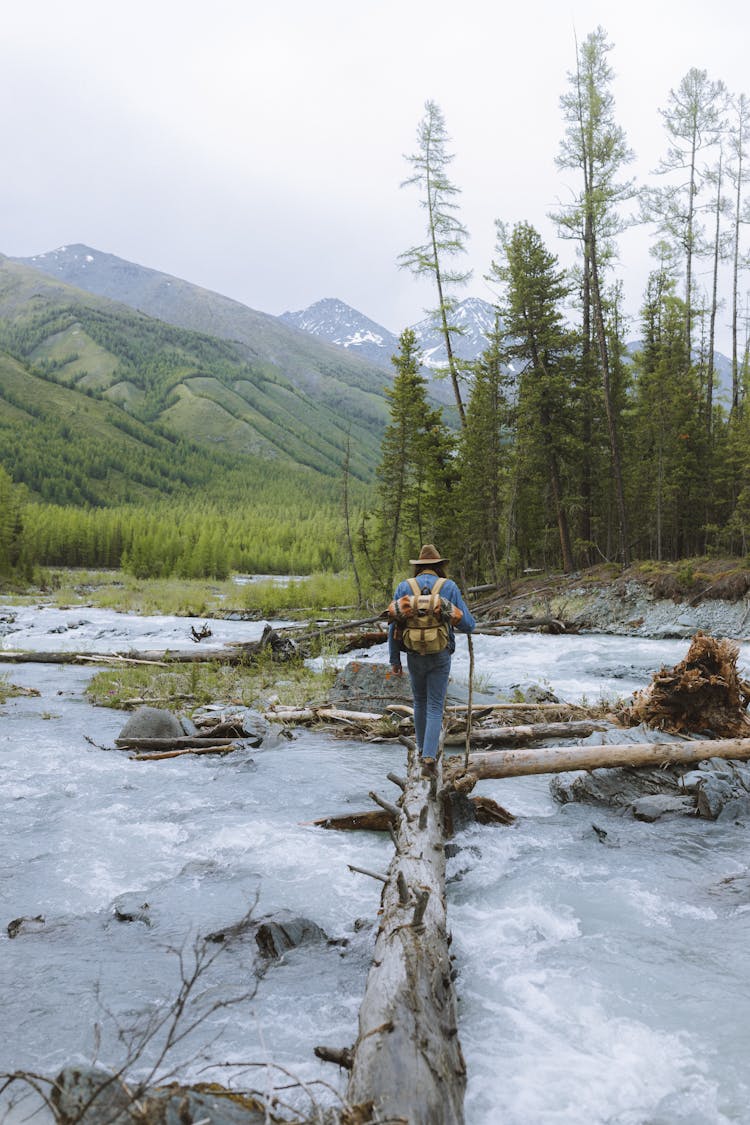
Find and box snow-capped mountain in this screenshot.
[280,296,498,370]
[410,297,498,369]
[280,297,399,367]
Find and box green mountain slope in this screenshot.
[15,243,396,415]
[0,256,388,487]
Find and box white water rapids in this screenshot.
[2,606,750,1123]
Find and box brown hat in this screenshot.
[409,543,449,566]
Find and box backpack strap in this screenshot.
[407,578,421,597]
[432,577,447,597]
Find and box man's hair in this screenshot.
[414,562,447,579]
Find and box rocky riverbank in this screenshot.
[490,560,750,639]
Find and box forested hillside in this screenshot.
[0,256,389,482]
[0,258,374,578]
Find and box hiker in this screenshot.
[388,544,476,775]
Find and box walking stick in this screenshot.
[464,632,474,769]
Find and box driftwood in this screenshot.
[341,744,466,1124]
[474,615,572,634]
[443,719,608,747]
[131,743,239,761]
[115,736,237,750]
[623,633,750,737]
[447,736,750,794]
[312,793,514,832]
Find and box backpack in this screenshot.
[401,576,449,655]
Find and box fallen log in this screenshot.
[444,702,586,713]
[115,736,237,750]
[443,719,608,747]
[311,793,515,832]
[447,736,750,794]
[343,745,466,1124]
[131,743,239,761]
[474,615,572,634]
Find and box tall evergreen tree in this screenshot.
[453,318,511,584]
[369,329,455,595]
[727,91,750,414]
[554,26,634,566]
[642,67,726,355]
[399,99,472,426]
[491,223,578,573]
[631,270,705,558]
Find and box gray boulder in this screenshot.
[117,707,183,741]
[551,765,686,809]
[330,661,413,713]
[254,910,329,959]
[631,795,695,822]
[52,1066,269,1124]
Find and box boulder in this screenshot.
[329,661,413,713]
[52,1066,133,1124]
[52,1067,270,1124]
[551,765,686,809]
[631,794,695,822]
[118,707,183,741]
[254,910,329,959]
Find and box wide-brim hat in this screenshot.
[409,543,449,566]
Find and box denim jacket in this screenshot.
[387,570,476,667]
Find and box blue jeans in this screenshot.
[406,648,452,759]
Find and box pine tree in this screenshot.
[370,329,455,595]
[453,318,511,583]
[554,26,634,565]
[399,100,472,426]
[491,223,578,573]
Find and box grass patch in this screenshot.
[239,572,360,617]
[6,568,364,619]
[85,655,338,712]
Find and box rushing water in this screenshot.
[2,608,750,1123]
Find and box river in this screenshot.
[2,606,750,1124]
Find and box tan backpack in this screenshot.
[401,576,449,655]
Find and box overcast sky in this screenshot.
[2,0,749,352]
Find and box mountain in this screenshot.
[0,255,386,497]
[14,244,396,425]
[410,297,498,369]
[280,297,399,368]
[279,295,499,407]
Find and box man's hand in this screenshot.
[391,664,403,676]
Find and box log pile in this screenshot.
[622,632,750,737]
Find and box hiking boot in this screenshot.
[420,757,437,777]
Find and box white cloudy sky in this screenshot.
[1,0,748,351]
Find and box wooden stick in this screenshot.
[347,864,388,883]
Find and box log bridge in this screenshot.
[317,740,466,1125]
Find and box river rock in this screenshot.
[329,661,413,712]
[7,913,45,938]
[551,765,686,809]
[117,706,183,741]
[111,893,152,925]
[631,794,695,822]
[52,1066,269,1124]
[254,910,328,959]
[52,1066,133,1124]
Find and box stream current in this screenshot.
[2,606,750,1123]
